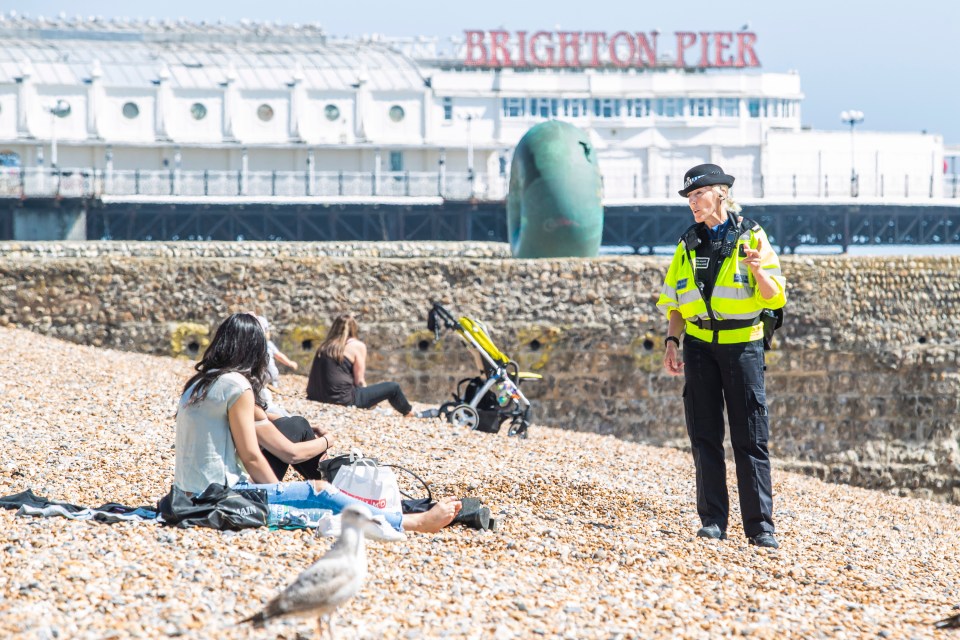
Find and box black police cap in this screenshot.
[678,163,735,197]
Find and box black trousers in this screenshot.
[261,416,328,481]
[354,381,412,415]
[682,336,774,538]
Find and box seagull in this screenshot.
[240,504,382,639]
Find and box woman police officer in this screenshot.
[657,163,786,548]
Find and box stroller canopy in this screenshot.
[458,317,511,369]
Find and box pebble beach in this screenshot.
[1,325,958,639]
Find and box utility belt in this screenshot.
[687,316,761,332]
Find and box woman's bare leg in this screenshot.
[311,480,461,533]
[402,497,462,533]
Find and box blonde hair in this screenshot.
[713,184,742,214]
[318,313,360,363]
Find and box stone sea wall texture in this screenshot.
[1,241,958,502]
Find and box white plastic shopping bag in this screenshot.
[331,450,402,513]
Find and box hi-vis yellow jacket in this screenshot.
[656,221,786,344]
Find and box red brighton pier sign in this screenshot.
[463,30,760,69]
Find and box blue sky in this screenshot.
[9,0,958,144]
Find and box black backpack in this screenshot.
[158,483,268,530]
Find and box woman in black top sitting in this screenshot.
[306,313,413,416]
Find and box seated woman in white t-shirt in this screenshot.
[173,313,461,533]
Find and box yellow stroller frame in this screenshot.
[427,302,541,438]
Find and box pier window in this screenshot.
[122,102,140,119]
[442,97,453,121]
[389,105,405,122]
[530,98,558,118]
[190,103,207,120]
[719,98,739,117]
[50,101,71,118]
[748,99,761,118]
[654,98,683,117]
[257,104,274,122]
[502,97,526,118]
[562,98,588,117]
[779,99,795,118]
[688,98,713,117]
[627,99,651,117]
[324,104,340,121]
[389,151,403,172]
[593,98,621,118]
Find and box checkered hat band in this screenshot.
[683,170,722,190]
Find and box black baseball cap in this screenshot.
[678,163,735,197]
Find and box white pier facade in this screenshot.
[0,16,953,204]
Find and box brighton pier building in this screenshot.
[0,15,956,242]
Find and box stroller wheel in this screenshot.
[438,401,457,419]
[508,418,531,439]
[448,404,480,430]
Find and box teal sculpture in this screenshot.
[506,120,604,258]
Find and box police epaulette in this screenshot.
[739,217,761,232]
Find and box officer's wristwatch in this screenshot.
[664,336,680,349]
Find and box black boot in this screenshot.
[453,497,492,530]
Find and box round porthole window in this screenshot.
[257,104,274,122]
[324,104,340,121]
[50,100,71,118]
[122,102,140,119]
[389,105,405,122]
[190,102,207,120]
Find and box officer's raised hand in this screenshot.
[741,237,780,300]
[741,237,763,270]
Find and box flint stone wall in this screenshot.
[2,241,958,502]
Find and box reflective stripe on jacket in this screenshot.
[656,223,786,344]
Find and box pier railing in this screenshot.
[1,167,958,201]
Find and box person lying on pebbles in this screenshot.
[173,312,461,533]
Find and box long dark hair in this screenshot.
[182,313,268,409]
[318,313,360,363]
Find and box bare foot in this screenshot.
[402,497,462,533]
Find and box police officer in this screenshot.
[657,164,786,548]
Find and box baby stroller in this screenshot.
[426,302,541,438]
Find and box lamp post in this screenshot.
[46,99,71,169]
[840,110,864,197]
[174,146,183,196]
[460,112,474,197]
[104,144,113,195]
